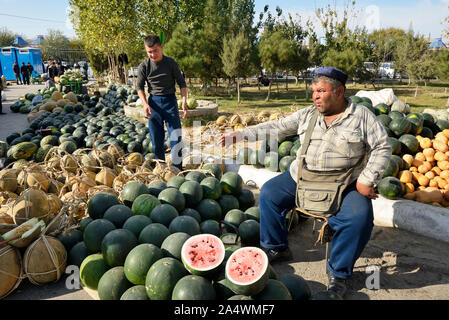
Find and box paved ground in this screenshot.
[2,84,449,300]
[0,83,45,142]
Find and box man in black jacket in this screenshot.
[27,63,34,82]
[13,62,22,85]
[48,61,58,81]
[21,63,30,85]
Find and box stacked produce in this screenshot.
[103,84,139,106]
[56,69,84,84]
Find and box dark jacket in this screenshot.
[48,66,58,79]
[20,65,28,74]
[13,64,20,74]
[27,65,34,75]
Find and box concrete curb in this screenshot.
[223,163,449,244]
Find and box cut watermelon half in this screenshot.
[181,234,225,276]
[225,246,269,296]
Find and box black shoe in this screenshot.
[263,247,293,264]
[327,274,347,298]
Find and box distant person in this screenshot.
[13,62,22,85]
[57,61,65,76]
[48,61,58,81]
[41,73,55,90]
[0,75,6,114]
[21,63,30,85]
[27,62,34,80]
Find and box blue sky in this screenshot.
[0,0,448,41]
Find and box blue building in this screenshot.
[0,47,19,81]
[0,46,43,80]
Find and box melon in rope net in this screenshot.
[0,169,18,193]
[2,217,45,248]
[0,245,23,299]
[12,188,51,225]
[23,236,67,285]
[225,246,270,296]
[181,233,225,277]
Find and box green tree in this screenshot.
[39,29,71,61]
[259,30,295,101]
[164,22,202,84]
[407,51,437,86]
[221,31,251,103]
[394,34,429,84]
[0,27,16,47]
[435,50,449,81]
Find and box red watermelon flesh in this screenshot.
[181,234,225,276]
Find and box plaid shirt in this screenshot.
[239,101,392,187]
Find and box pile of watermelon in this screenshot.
[236,136,299,173]
[63,170,324,300]
[349,95,449,207]
[102,84,139,107]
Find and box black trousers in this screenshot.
[22,73,30,85]
[15,72,22,84]
[0,90,3,112]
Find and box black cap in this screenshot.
[315,67,348,85]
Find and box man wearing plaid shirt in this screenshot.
[219,67,391,298]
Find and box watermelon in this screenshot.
[87,193,120,220]
[80,253,110,290]
[220,172,243,196]
[254,279,293,300]
[374,103,390,115]
[237,147,253,165]
[138,223,170,247]
[279,273,311,300]
[120,285,149,300]
[202,163,223,180]
[158,187,185,213]
[97,266,132,300]
[377,114,392,128]
[181,234,225,277]
[350,96,363,104]
[147,181,166,198]
[179,180,203,208]
[101,229,138,267]
[200,220,221,236]
[166,176,186,189]
[436,119,449,131]
[195,199,222,221]
[185,171,207,183]
[249,150,266,168]
[180,208,202,223]
[224,209,247,230]
[57,229,83,252]
[200,177,222,200]
[68,241,91,267]
[407,117,423,135]
[122,215,152,238]
[237,189,255,212]
[377,176,405,199]
[388,110,405,120]
[238,219,260,246]
[389,118,411,136]
[244,206,260,222]
[225,247,269,296]
[399,134,419,154]
[103,205,134,228]
[218,195,240,215]
[131,194,161,217]
[161,232,191,260]
[124,243,163,285]
[264,151,280,172]
[121,181,149,207]
[278,141,293,158]
[214,272,237,300]
[145,257,189,300]
[150,204,179,227]
[388,137,402,155]
[83,219,116,253]
[172,275,216,300]
[383,157,400,178]
[168,215,200,236]
[228,295,254,300]
[10,141,38,160]
[279,156,295,172]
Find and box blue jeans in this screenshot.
[147,94,183,170]
[259,170,374,279]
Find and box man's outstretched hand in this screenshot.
[218,131,242,147]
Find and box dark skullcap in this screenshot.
[315,67,348,85]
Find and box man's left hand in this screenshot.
[356,181,378,200]
[182,106,188,119]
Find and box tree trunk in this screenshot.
[266,80,272,101]
[285,72,288,91]
[237,78,240,103]
[414,85,418,98]
[304,78,309,102]
[276,75,279,95]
